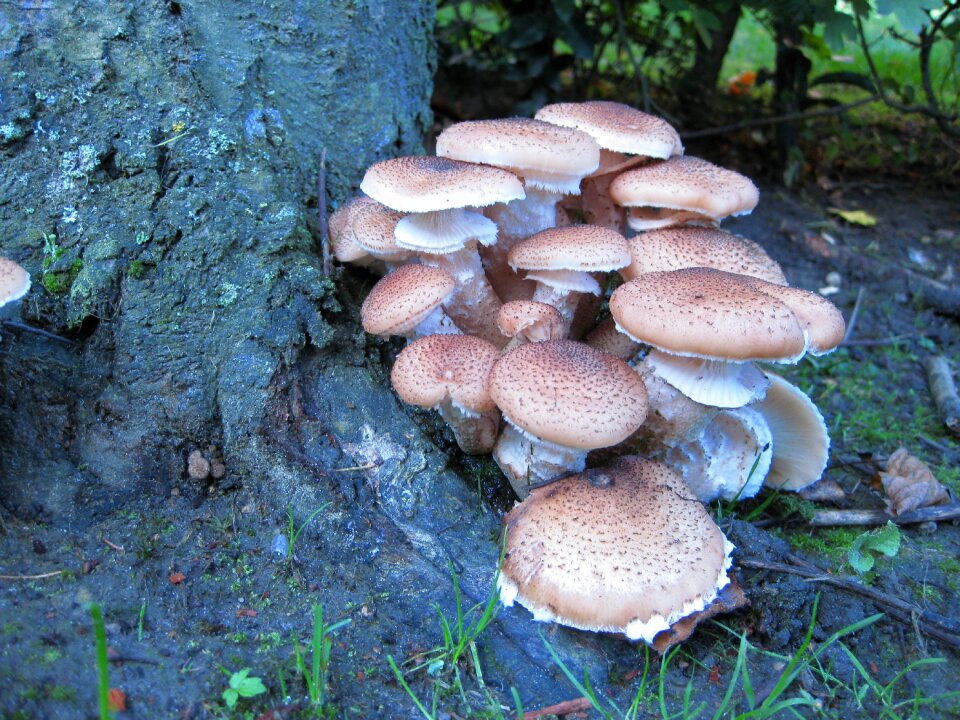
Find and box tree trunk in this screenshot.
[773,17,812,175]
[677,1,743,115]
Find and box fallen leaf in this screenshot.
[880,447,949,515]
[708,665,721,684]
[107,687,126,712]
[828,208,877,226]
[169,571,186,585]
[236,607,257,618]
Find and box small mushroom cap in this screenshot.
[0,257,30,307]
[350,199,412,261]
[361,265,455,337]
[754,373,830,490]
[390,334,501,413]
[360,155,524,214]
[499,456,733,642]
[489,340,648,449]
[508,225,630,273]
[610,156,759,220]
[329,196,377,263]
[535,101,682,159]
[740,279,846,355]
[610,269,807,362]
[498,301,564,342]
[435,118,600,193]
[623,227,787,285]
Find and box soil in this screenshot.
[1,172,958,720]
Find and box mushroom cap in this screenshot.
[740,279,846,356]
[360,155,524,213]
[753,373,830,490]
[489,340,648,449]
[609,156,759,220]
[623,227,787,285]
[435,118,600,193]
[535,101,683,159]
[610,269,808,362]
[390,334,501,413]
[508,225,630,273]
[499,456,733,643]
[497,300,564,342]
[0,257,30,307]
[329,196,377,263]
[350,199,412,261]
[361,265,455,337]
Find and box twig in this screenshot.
[739,558,960,649]
[810,503,960,527]
[1,320,77,345]
[907,273,960,317]
[0,570,65,580]
[317,148,332,277]
[331,463,378,472]
[103,538,125,552]
[841,286,865,345]
[923,355,960,436]
[523,697,592,719]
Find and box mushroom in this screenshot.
[609,155,759,232]
[0,257,31,311]
[360,155,525,346]
[328,196,379,268]
[360,264,460,339]
[535,101,683,232]
[390,334,502,454]
[498,455,734,644]
[488,340,648,497]
[497,300,564,352]
[348,199,413,269]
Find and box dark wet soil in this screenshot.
[2,175,959,719]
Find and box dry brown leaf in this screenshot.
[880,447,949,515]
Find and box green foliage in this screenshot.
[291,604,351,714]
[848,521,901,573]
[89,603,114,720]
[219,667,267,709]
[285,502,330,563]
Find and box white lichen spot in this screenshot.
[216,282,239,307]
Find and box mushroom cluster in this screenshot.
[335,101,844,647]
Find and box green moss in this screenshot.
[41,259,83,295]
[127,259,146,279]
[787,527,862,568]
[47,685,75,701]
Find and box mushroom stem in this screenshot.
[527,271,600,333]
[422,245,505,347]
[438,401,501,455]
[414,305,462,338]
[493,422,587,498]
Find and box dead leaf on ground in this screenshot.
[828,207,878,226]
[880,447,949,515]
[107,687,126,712]
[169,571,186,585]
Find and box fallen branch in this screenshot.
[317,148,332,277]
[810,503,960,527]
[923,355,960,436]
[0,570,65,581]
[739,558,960,649]
[907,273,960,317]
[523,697,592,719]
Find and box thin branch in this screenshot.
[842,286,865,345]
[810,503,960,527]
[523,697,592,719]
[317,148,332,277]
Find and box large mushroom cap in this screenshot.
[535,101,682,159]
[359,155,524,214]
[610,269,807,362]
[489,340,648,449]
[499,456,733,643]
[360,264,455,337]
[508,225,630,273]
[0,257,31,307]
[390,334,501,414]
[623,227,787,285]
[609,155,759,220]
[435,118,600,193]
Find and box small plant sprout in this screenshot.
[292,603,351,712]
[284,502,330,563]
[848,521,901,574]
[89,603,114,720]
[219,666,267,709]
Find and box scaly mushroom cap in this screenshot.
[508,225,631,273]
[499,456,733,643]
[435,118,600,194]
[498,301,564,343]
[740,279,846,356]
[390,334,501,414]
[753,373,830,490]
[329,196,377,264]
[0,257,30,307]
[489,340,648,450]
[610,269,807,362]
[609,155,759,220]
[535,101,682,160]
[361,265,455,337]
[360,155,524,213]
[349,199,411,262]
[623,227,787,285]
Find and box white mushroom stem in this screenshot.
[526,270,600,332]
[630,357,720,447]
[413,305,462,338]
[640,348,770,409]
[438,400,501,455]
[492,421,587,499]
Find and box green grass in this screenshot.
[89,603,114,720]
[289,604,351,715]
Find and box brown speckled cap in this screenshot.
[435,118,600,193]
[497,301,564,343]
[609,268,807,361]
[741,279,845,355]
[360,155,524,213]
[498,455,732,642]
[508,225,630,273]
[624,227,787,284]
[390,334,501,413]
[0,257,30,307]
[329,196,376,263]
[349,199,411,262]
[360,264,455,337]
[610,155,759,220]
[535,101,682,159]
[489,340,647,449]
